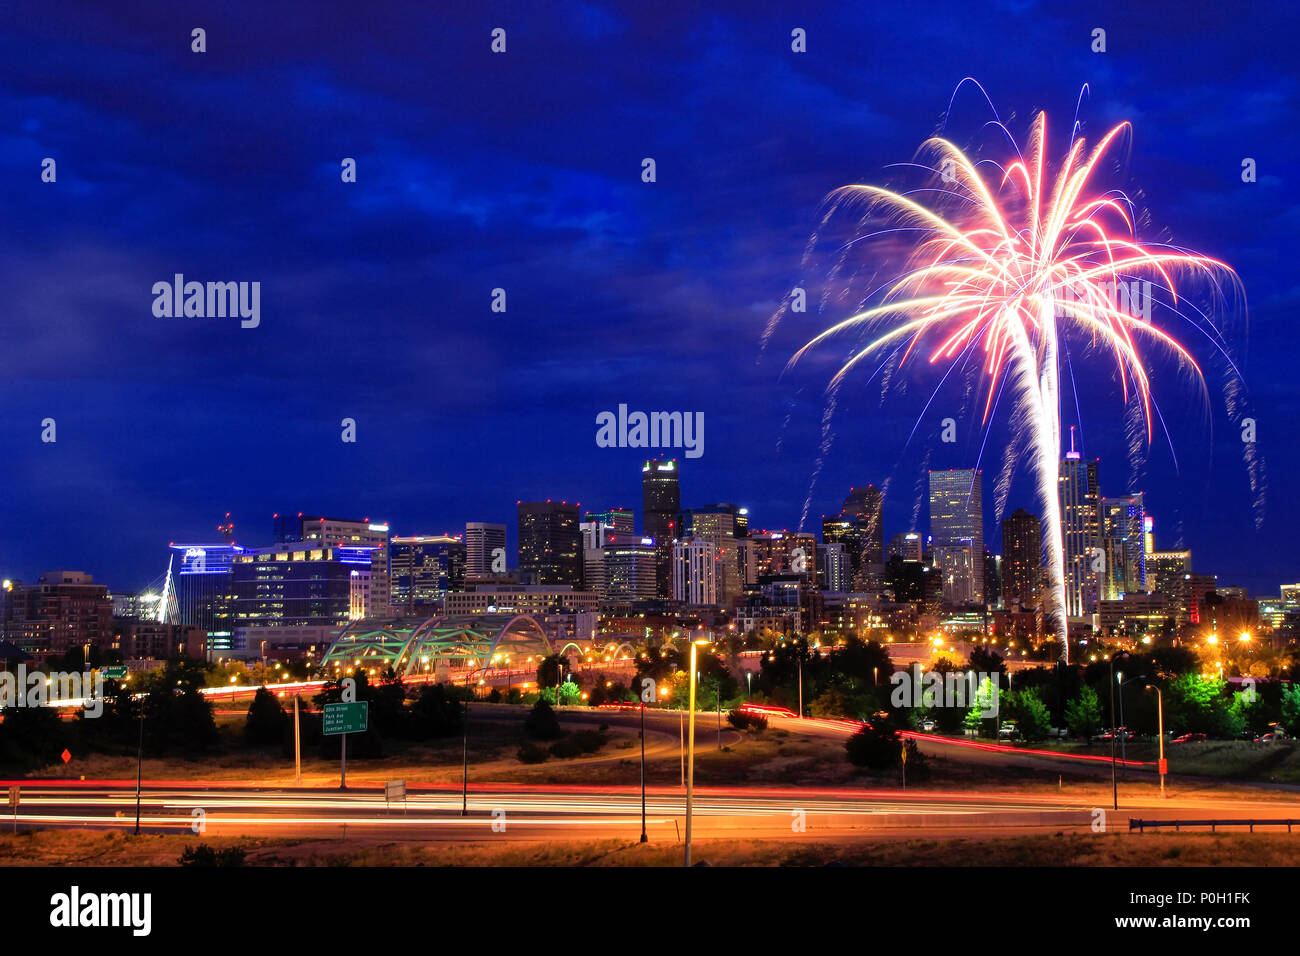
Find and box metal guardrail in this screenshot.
[1130,818,1300,833]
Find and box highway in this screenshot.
[4,777,1297,842]
[6,706,1296,843]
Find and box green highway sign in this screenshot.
[323,701,368,735]
[99,666,128,680]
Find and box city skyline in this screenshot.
[0,453,1272,605]
[2,1,1295,596]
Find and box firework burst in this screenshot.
[789,105,1241,662]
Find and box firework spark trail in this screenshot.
[788,108,1242,663]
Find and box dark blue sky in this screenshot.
[1,1,1297,594]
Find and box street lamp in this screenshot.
[684,637,710,867]
[1146,684,1166,798]
[1107,651,1130,810]
[1117,674,1146,769]
[796,638,804,717]
[639,690,648,844]
[461,695,470,816]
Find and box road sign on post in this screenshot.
[323,701,368,735]
[100,666,128,680]
[323,701,367,791]
[385,780,407,815]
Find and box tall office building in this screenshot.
[816,542,851,593]
[1148,549,1193,606]
[169,543,238,644]
[642,460,680,598]
[749,531,818,581]
[603,535,658,602]
[579,520,614,596]
[672,537,719,606]
[584,508,634,535]
[1102,493,1146,596]
[842,486,885,591]
[928,469,984,604]
[274,514,390,611]
[1058,444,1101,617]
[230,544,374,629]
[888,531,923,563]
[465,522,507,577]
[822,514,864,587]
[389,535,466,610]
[984,548,1001,608]
[517,501,582,586]
[1001,508,1041,610]
[0,571,113,662]
[680,504,748,538]
[677,507,747,605]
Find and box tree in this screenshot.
[1003,688,1052,742]
[961,674,1000,738]
[524,699,562,740]
[844,719,903,771]
[967,646,1007,679]
[409,684,464,738]
[1280,683,1300,737]
[139,657,219,755]
[536,654,569,690]
[0,705,72,772]
[1063,686,1103,739]
[244,687,287,747]
[1167,673,1243,738]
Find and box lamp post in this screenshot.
[1117,670,1127,766]
[684,638,708,867]
[1107,651,1128,807]
[1146,684,1166,798]
[796,639,804,718]
[639,697,648,843]
[461,697,469,816]
[134,696,144,835]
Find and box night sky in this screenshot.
[1,1,1297,595]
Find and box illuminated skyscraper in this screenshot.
[642,460,680,598]
[585,508,635,535]
[1058,441,1101,617]
[517,501,582,587]
[1000,508,1041,609]
[888,531,923,562]
[842,485,884,591]
[672,536,718,606]
[604,535,658,602]
[389,535,466,609]
[465,522,507,577]
[822,514,864,587]
[928,469,984,604]
[273,514,390,611]
[1102,493,1146,596]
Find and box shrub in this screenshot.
[901,739,930,780]
[517,742,550,763]
[179,844,246,867]
[548,737,582,759]
[243,687,287,747]
[845,720,903,770]
[524,699,562,740]
[727,709,768,732]
[569,729,606,753]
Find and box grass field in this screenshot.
[1,827,1295,867]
